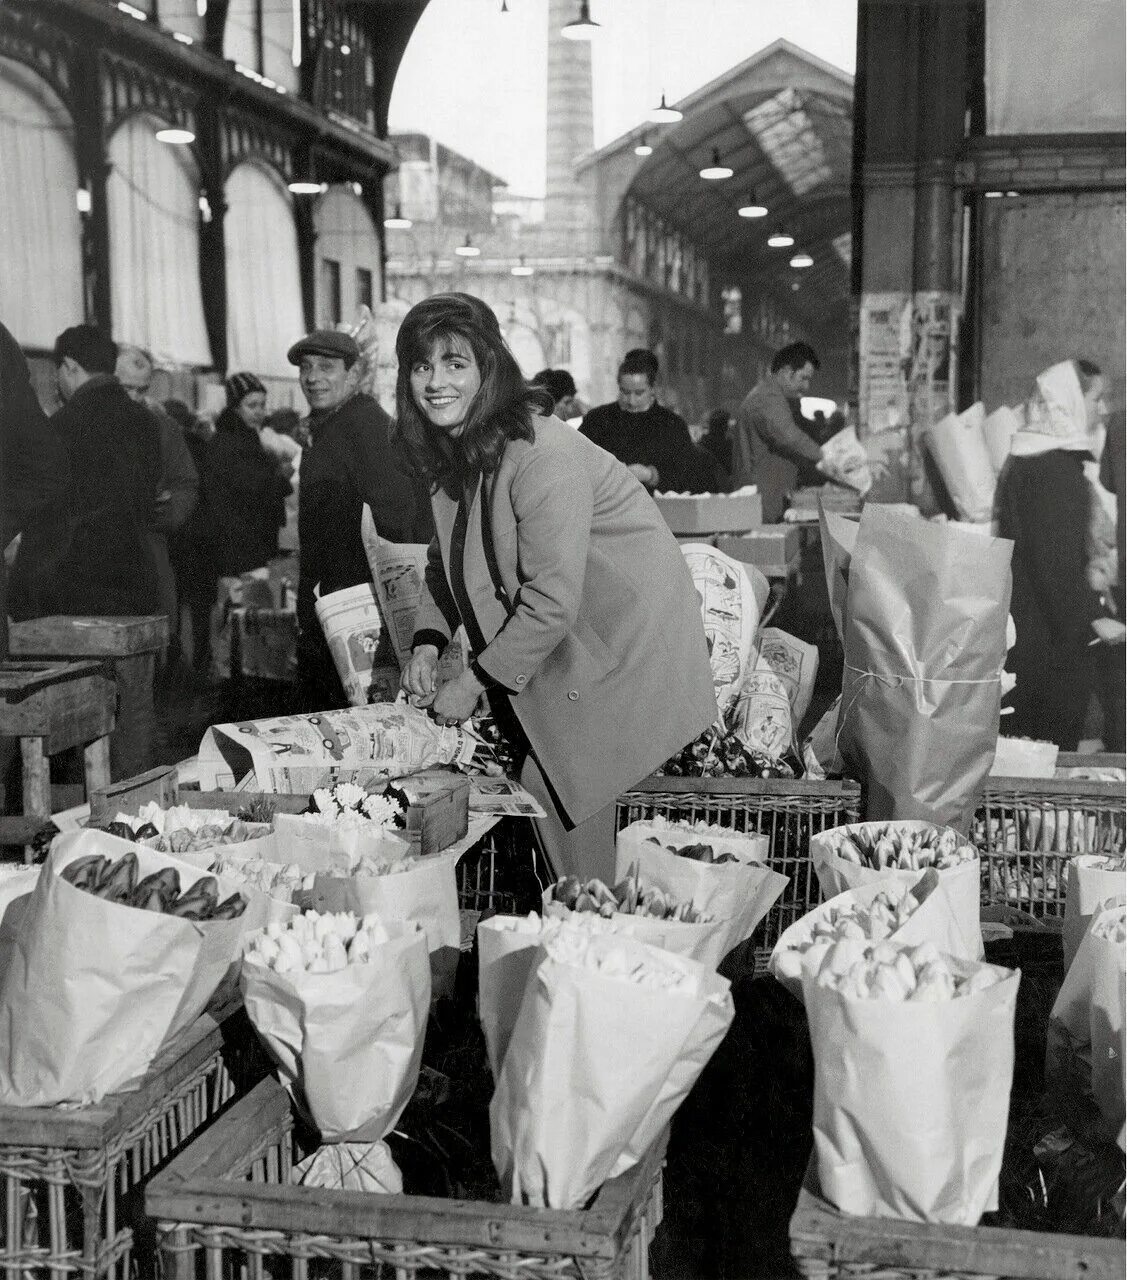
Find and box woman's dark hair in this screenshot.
[395,293,546,495]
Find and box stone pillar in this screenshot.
[854,0,976,506]
[544,0,594,235]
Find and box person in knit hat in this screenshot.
[997,358,1125,749]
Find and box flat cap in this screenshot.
[287,329,360,365]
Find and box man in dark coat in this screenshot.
[289,329,432,708]
[579,349,703,492]
[1,322,71,633]
[43,325,163,617]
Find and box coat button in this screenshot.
[567,690,579,701]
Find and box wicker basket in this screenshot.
[147,1075,665,1280]
[789,1173,1125,1280]
[616,776,862,968]
[0,991,266,1279]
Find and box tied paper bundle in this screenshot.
[924,402,997,524]
[769,870,974,1001]
[810,821,982,958]
[802,941,1019,1224]
[681,543,769,719]
[490,929,733,1208]
[831,505,1012,832]
[1047,899,1127,1150]
[728,628,819,765]
[477,913,638,1082]
[0,832,252,1105]
[241,911,430,1191]
[1063,856,1127,972]
[615,822,788,969]
[272,781,412,875]
[819,425,873,496]
[313,581,386,707]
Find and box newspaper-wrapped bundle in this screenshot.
[359,512,429,671]
[982,405,1022,475]
[490,929,733,1208]
[211,568,273,680]
[803,943,1018,1223]
[1047,900,1127,1150]
[314,582,385,707]
[769,871,973,1001]
[924,403,996,524]
[729,628,819,761]
[614,823,788,967]
[1063,856,1127,972]
[680,543,768,718]
[196,701,480,792]
[820,425,873,496]
[241,912,430,1189]
[477,913,640,1082]
[0,832,251,1105]
[810,821,982,958]
[832,505,1012,832]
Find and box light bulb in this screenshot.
[511,257,533,277]
[455,237,480,258]
[155,126,195,145]
[384,205,412,229]
[790,251,814,268]
[767,228,794,248]
[649,93,682,124]
[562,0,599,40]
[634,134,653,157]
[738,194,768,218]
[288,179,324,194]
[699,148,732,180]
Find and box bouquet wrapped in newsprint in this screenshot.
[489,925,733,1208]
[810,820,983,958]
[0,831,261,1105]
[769,869,974,1001]
[196,701,483,793]
[241,910,431,1191]
[803,939,1019,1223]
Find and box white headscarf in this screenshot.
[1011,360,1093,457]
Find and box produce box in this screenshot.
[716,526,802,578]
[90,764,470,858]
[653,490,763,535]
[0,989,266,1280]
[789,1171,1124,1280]
[147,1075,665,1280]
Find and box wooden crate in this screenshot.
[9,615,169,780]
[0,990,266,1280]
[789,1173,1125,1280]
[148,1075,665,1280]
[90,765,470,857]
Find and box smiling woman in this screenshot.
[394,292,716,882]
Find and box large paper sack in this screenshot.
[241,922,430,1141]
[835,506,1012,831]
[0,832,246,1105]
[804,959,1018,1223]
[1063,856,1126,972]
[490,932,732,1208]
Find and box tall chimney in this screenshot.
[544,0,594,230]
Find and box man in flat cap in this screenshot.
[289,329,432,708]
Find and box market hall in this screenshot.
[0,0,1123,1277]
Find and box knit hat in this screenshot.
[226,371,266,407]
[1011,360,1092,458]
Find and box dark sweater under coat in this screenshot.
[208,410,291,577]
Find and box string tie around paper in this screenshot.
[835,662,1003,758]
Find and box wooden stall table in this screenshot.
[0,659,115,860]
[8,615,168,780]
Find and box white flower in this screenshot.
[360,793,404,828]
[333,781,367,810]
[312,787,339,815]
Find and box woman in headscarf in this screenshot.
[395,293,716,881]
[997,358,1125,749]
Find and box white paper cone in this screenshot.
[925,405,996,524]
[613,838,787,967]
[769,874,974,1001]
[490,933,732,1208]
[314,583,385,707]
[810,823,983,958]
[0,832,247,1105]
[617,820,768,865]
[240,922,430,1142]
[1063,859,1126,972]
[542,890,726,967]
[982,406,1021,475]
[804,959,1019,1224]
[292,1141,403,1193]
[350,851,460,953]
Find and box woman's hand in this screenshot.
[430,668,487,727]
[401,644,440,704]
